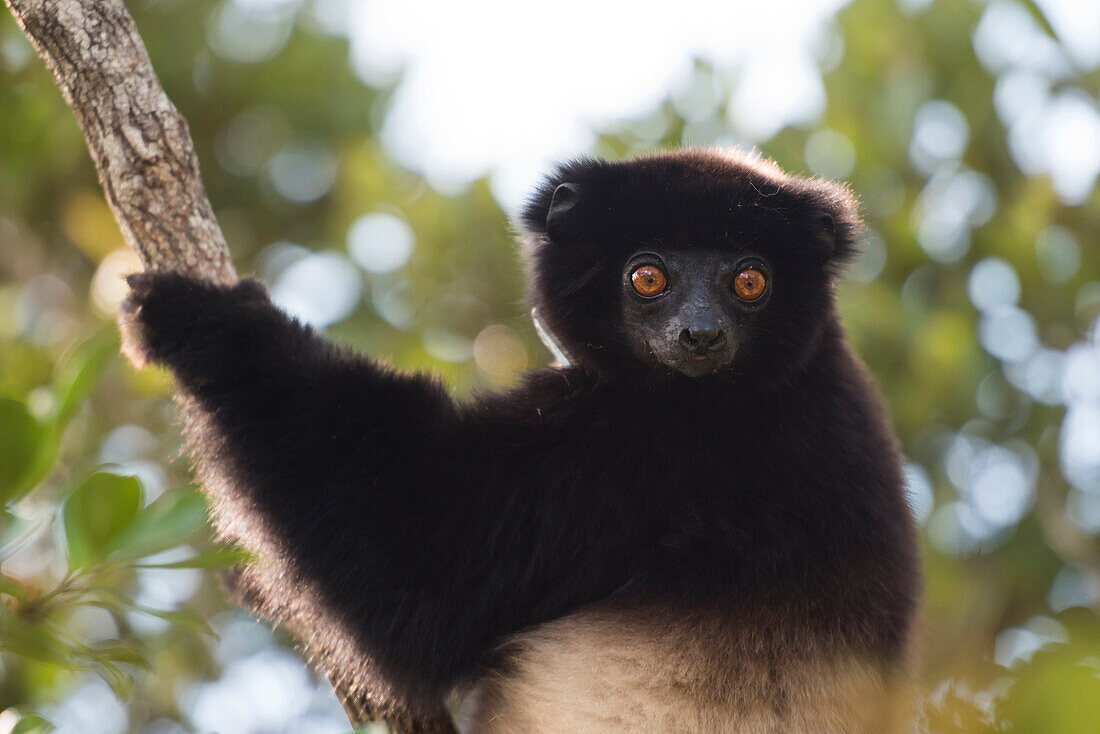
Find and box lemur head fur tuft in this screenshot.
[517,148,864,382]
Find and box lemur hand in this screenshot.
[119,272,272,369]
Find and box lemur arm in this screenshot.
[121,273,654,697]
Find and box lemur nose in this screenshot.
[679,328,726,355]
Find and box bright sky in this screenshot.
[334,0,1100,211]
[343,0,849,208]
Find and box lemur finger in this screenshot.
[118,292,152,369]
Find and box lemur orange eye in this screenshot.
[733,268,767,301]
[631,265,668,297]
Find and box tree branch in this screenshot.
[4,0,234,284]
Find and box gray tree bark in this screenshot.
[1,0,422,731]
[4,0,235,285]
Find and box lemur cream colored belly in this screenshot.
[463,600,913,734]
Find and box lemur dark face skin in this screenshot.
[620,248,771,377]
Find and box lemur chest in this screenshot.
[462,599,913,734]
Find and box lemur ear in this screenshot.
[546,183,581,242]
[801,178,861,266]
[815,212,836,255]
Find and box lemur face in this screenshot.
[521,149,861,381]
[620,248,770,377]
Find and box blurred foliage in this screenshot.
[0,327,231,733]
[1,0,1099,732]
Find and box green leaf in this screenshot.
[11,712,56,734]
[52,327,120,428]
[135,606,217,637]
[0,398,44,505]
[92,659,134,699]
[137,545,252,569]
[108,486,209,559]
[77,587,134,613]
[0,616,80,668]
[62,472,143,569]
[84,641,150,670]
[0,574,28,602]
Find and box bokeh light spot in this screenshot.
[348,213,416,274]
[267,142,338,203]
[909,100,969,172]
[270,251,362,327]
[968,257,1021,313]
[90,249,142,317]
[206,0,296,65]
[474,324,529,385]
[979,305,1039,364]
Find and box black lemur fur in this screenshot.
[121,148,920,733]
